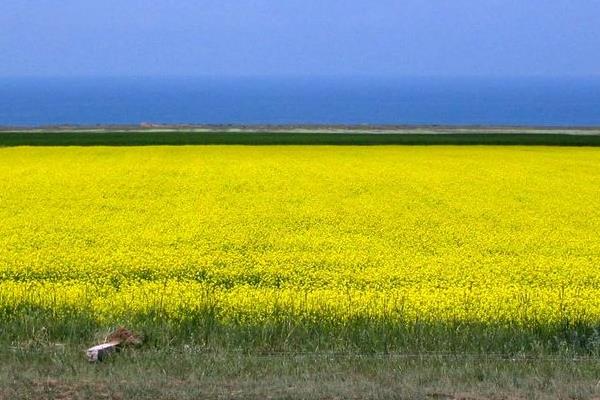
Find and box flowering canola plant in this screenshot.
[1,145,599,327]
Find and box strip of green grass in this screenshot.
[1,131,600,146]
[4,347,600,399]
[3,305,600,355]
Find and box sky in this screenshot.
[0,0,599,78]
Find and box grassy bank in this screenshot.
[3,345,600,399]
[1,130,600,146]
[3,304,600,355]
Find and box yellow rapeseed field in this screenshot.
[1,145,599,327]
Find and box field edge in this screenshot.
[2,130,600,146]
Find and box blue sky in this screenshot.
[1,0,598,78]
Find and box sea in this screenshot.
[1,76,599,127]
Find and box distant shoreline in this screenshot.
[2,124,600,135]
[2,128,600,146]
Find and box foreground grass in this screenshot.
[1,130,600,146]
[3,305,600,355]
[3,345,600,399]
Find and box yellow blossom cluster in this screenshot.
[1,145,599,326]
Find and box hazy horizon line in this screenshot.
[3,74,600,81]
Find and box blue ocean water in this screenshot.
[1,77,599,127]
